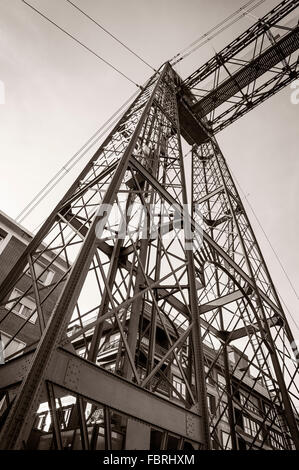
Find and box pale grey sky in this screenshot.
[0,0,298,334]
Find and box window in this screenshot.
[240,391,260,414]
[217,373,226,388]
[36,412,48,432]
[102,333,120,352]
[264,403,277,421]
[207,394,216,414]
[150,429,164,450]
[57,406,72,429]
[221,430,232,450]
[228,350,236,364]
[25,261,54,286]
[0,229,7,252]
[6,288,37,324]
[172,375,186,399]
[0,228,7,242]
[243,416,251,435]
[166,434,180,450]
[242,416,262,441]
[0,331,26,360]
[269,429,284,449]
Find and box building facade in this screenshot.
[0,211,67,361]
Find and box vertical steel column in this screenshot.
[195,149,238,449]
[123,77,167,380]
[46,382,62,450]
[211,140,299,449]
[175,81,211,450]
[104,407,112,450]
[146,138,166,381]
[77,397,89,450]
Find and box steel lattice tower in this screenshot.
[0,0,299,451]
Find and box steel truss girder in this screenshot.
[184,0,298,88]
[192,136,299,449]
[0,347,203,444]
[181,0,299,132]
[192,27,299,118]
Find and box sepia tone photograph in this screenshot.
[0,0,298,459]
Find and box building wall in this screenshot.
[0,212,66,353]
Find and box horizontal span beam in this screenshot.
[198,290,244,314]
[192,26,299,117]
[227,315,283,342]
[0,348,204,444]
[183,0,299,88]
[212,65,299,133]
[195,186,224,204]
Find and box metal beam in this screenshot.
[184,0,299,89]
[192,27,299,118]
[228,316,284,342]
[198,290,244,314]
[0,348,204,444]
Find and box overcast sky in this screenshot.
[0,0,298,335]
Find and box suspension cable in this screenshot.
[170,0,267,65]
[16,88,140,223]
[22,0,142,88]
[65,0,156,73]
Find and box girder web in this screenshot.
[182,0,299,133]
[0,71,158,358]
[192,138,299,449]
[0,64,211,450]
[0,40,298,449]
